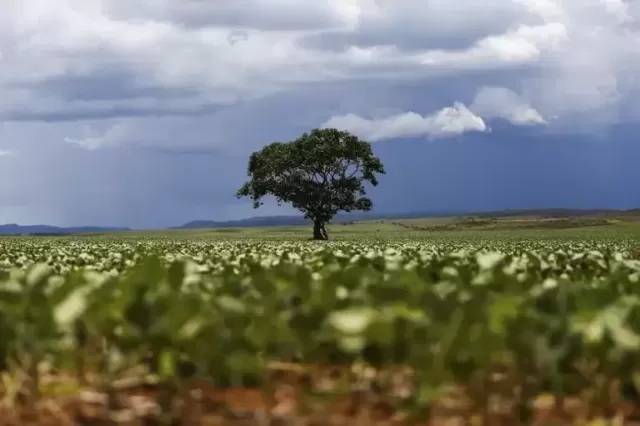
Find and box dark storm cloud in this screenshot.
[0,139,254,228]
[0,103,226,123]
[368,123,640,214]
[107,0,343,31]
[26,70,199,102]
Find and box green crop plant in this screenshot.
[0,237,639,424]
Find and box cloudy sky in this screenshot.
[1,0,639,228]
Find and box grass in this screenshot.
[87,214,640,242]
[87,222,409,239]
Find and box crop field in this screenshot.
[2,229,640,425]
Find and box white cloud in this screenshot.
[419,23,568,68]
[0,0,640,135]
[0,0,617,124]
[63,136,106,150]
[324,86,548,142]
[514,0,564,21]
[0,149,14,157]
[601,0,632,23]
[106,0,351,31]
[63,122,130,150]
[471,86,546,125]
[0,0,630,144]
[0,0,634,140]
[322,103,487,141]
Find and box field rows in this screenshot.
[1,237,640,424]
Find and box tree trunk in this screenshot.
[313,220,328,240]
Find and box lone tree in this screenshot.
[236,128,385,240]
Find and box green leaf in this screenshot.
[328,307,376,335]
[167,261,185,291]
[337,336,366,353]
[216,295,246,314]
[53,287,89,330]
[159,350,176,378]
[488,295,521,336]
[227,350,263,375]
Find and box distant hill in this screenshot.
[178,217,303,229]
[174,211,467,229]
[0,224,130,236]
[175,208,640,229]
[3,208,639,235]
[471,208,640,219]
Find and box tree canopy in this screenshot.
[236,128,386,240]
